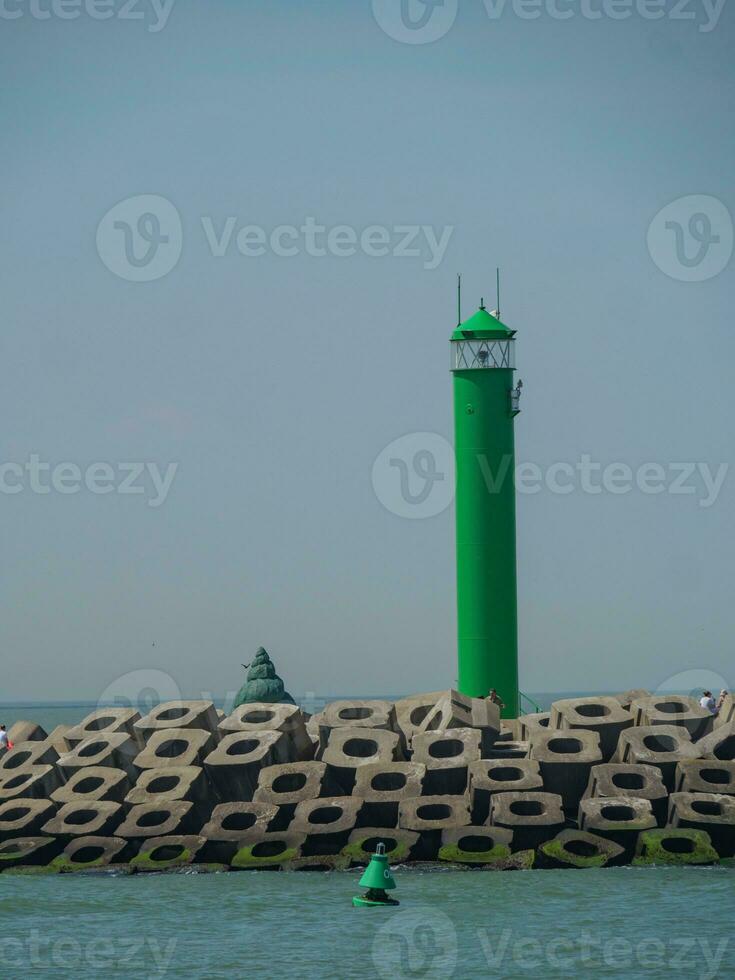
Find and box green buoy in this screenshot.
[352,842,399,907]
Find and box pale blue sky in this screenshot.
[1,1,733,702]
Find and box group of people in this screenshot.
[700,689,729,716]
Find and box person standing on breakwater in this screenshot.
[700,691,717,715]
[0,725,9,753]
[487,689,505,710]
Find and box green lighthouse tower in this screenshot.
[451,293,522,718]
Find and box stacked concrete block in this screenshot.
[418,690,500,754]
[126,766,211,825]
[668,791,735,857]
[583,763,669,825]
[484,741,530,760]
[353,762,426,828]
[200,802,278,862]
[714,694,734,728]
[0,740,60,772]
[633,828,719,866]
[489,792,565,851]
[579,796,657,859]
[65,708,142,747]
[317,700,397,753]
[398,795,471,860]
[6,722,47,744]
[468,759,543,824]
[230,831,307,869]
[50,836,132,872]
[204,731,290,801]
[529,730,602,811]
[613,689,650,709]
[550,697,633,760]
[115,801,195,839]
[516,713,550,742]
[630,695,712,740]
[134,728,214,771]
[291,797,363,855]
[42,801,123,839]
[0,798,57,839]
[342,827,420,864]
[411,728,481,795]
[613,725,700,790]
[131,835,207,872]
[437,825,530,868]
[321,727,402,794]
[51,767,130,806]
[0,836,60,869]
[57,734,139,779]
[0,765,63,801]
[135,701,219,737]
[696,723,735,762]
[536,829,625,869]
[675,759,735,794]
[220,702,313,760]
[394,693,442,749]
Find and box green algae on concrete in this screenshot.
[438,845,534,870]
[633,829,719,866]
[342,835,415,865]
[234,648,295,706]
[231,843,300,869]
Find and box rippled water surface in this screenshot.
[3,864,734,979]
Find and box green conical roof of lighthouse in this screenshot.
[451,306,514,341]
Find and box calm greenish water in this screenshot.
[2,865,733,978]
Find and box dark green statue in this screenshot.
[234,647,295,706]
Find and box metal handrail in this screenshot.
[519,690,541,714]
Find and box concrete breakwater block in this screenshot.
[0,740,60,772]
[696,723,735,762]
[437,825,524,867]
[50,835,132,872]
[0,765,63,801]
[254,761,333,805]
[418,691,500,754]
[135,701,219,737]
[7,722,48,745]
[204,731,290,801]
[342,827,419,864]
[675,759,735,794]
[353,762,426,828]
[134,728,214,771]
[398,795,470,832]
[630,696,712,740]
[412,728,481,796]
[57,734,138,778]
[613,725,700,789]
[613,689,650,709]
[483,740,530,760]
[0,836,59,869]
[317,700,397,750]
[321,727,402,794]
[578,797,656,858]
[65,708,142,747]
[489,792,565,851]
[668,791,735,857]
[583,763,669,826]
[515,713,550,742]
[633,828,719,866]
[220,703,313,760]
[292,796,363,855]
[115,801,194,839]
[200,802,279,862]
[468,759,543,824]
[126,766,209,809]
[0,798,57,839]
[536,829,625,869]
[529,731,602,811]
[394,693,442,749]
[550,697,633,761]
[230,831,306,869]
[130,835,207,872]
[52,767,130,806]
[42,801,123,838]
[714,694,734,728]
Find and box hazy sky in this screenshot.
[1,1,733,704]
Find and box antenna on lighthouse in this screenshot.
[496,267,501,319]
[457,273,462,327]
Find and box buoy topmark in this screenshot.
[352,842,399,907]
